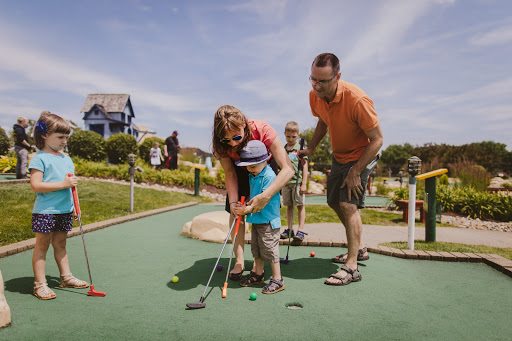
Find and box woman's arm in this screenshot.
[246,137,294,213]
[30,170,77,193]
[220,157,239,213]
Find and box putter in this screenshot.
[69,174,106,297]
[280,138,305,264]
[222,196,246,298]
[186,198,245,309]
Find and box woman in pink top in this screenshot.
[212,105,294,281]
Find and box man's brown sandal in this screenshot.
[324,265,362,286]
[331,247,369,263]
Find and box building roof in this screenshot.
[80,94,131,114]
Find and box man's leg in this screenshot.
[325,202,363,284]
[19,148,28,179]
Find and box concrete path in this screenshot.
[298,223,512,248]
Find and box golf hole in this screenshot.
[285,302,303,310]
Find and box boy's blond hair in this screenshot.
[284,121,299,133]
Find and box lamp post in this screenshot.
[127,154,144,212]
[407,156,421,250]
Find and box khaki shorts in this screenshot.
[251,223,280,263]
[281,183,305,207]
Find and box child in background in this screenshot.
[280,121,309,242]
[29,111,89,300]
[150,141,164,170]
[232,140,285,294]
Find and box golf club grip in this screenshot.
[67,173,81,215]
[222,283,227,298]
[233,196,245,235]
[300,137,305,150]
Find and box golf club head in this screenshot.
[279,258,291,264]
[87,285,106,297]
[186,302,206,309]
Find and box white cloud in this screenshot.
[469,24,512,46]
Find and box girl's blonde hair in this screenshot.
[33,111,71,149]
[212,105,251,157]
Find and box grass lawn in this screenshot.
[0,180,210,247]
[382,241,512,261]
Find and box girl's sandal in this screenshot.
[59,274,89,288]
[33,281,56,300]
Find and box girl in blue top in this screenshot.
[29,111,89,300]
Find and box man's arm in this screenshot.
[298,118,328,158]
[342,124,383,201]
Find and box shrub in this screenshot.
[448,159,490,192]
[436,184,512,221]
[67,130,107,162]
[105,133,138,165]
[139,137,165,164]
[439,174,449,186]
[503,182,512,189]
[0,127,10,155]
[0,155,16,173]
[376,183,392,196]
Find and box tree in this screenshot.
[302,126,332,172]
[380,143,414,174]
[0,127,10,155]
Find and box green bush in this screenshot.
[105,133,138,165]
[67,130,107,162]
[502,182,512,189]
[73,157,226,189]
[436,184,512,221]
[0,127,10,155]
[0,155,16,173]
[449,159,490,192]
[139,137,165,164]
[439,174,449,186]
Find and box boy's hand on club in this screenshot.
[300,184,307,194]
[232,202,246,216]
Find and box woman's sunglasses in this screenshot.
[220,135,242,144]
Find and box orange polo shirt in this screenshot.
[310,80,379,164]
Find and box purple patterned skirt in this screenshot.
[32,212,74,233]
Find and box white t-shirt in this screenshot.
[150,147,162,165]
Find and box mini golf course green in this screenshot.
[0,204,510,340]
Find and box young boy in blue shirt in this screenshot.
[232,140,285,294]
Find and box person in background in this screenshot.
[164,130,180,170]
[150,141,164,170]
[280,121,309,242]
[13,116,31,179]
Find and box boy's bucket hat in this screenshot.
[235,140,271,167]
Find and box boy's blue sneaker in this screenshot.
[280,229,294,239]
[293,230,308,241]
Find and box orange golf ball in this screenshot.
[310,252,315,257]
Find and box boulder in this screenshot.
[0,270,11,328]
[181,211,247,243]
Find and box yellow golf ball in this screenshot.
[171,276,179,283]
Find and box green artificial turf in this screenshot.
[1,204,511,341]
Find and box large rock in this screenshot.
[0,270,11,328]
[181,211,247,243]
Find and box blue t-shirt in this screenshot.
[246,165,281,229]
[28,151,75,214]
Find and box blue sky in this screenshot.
[1,0,511,153]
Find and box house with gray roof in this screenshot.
[81,94,138,140]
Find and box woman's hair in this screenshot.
[212,105,251,157]
[33,111,71,149]
[17,116,28,124]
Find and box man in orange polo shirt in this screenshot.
[299,53,383,286]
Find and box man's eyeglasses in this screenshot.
[309,75,336,86]
[220,135,243,144]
